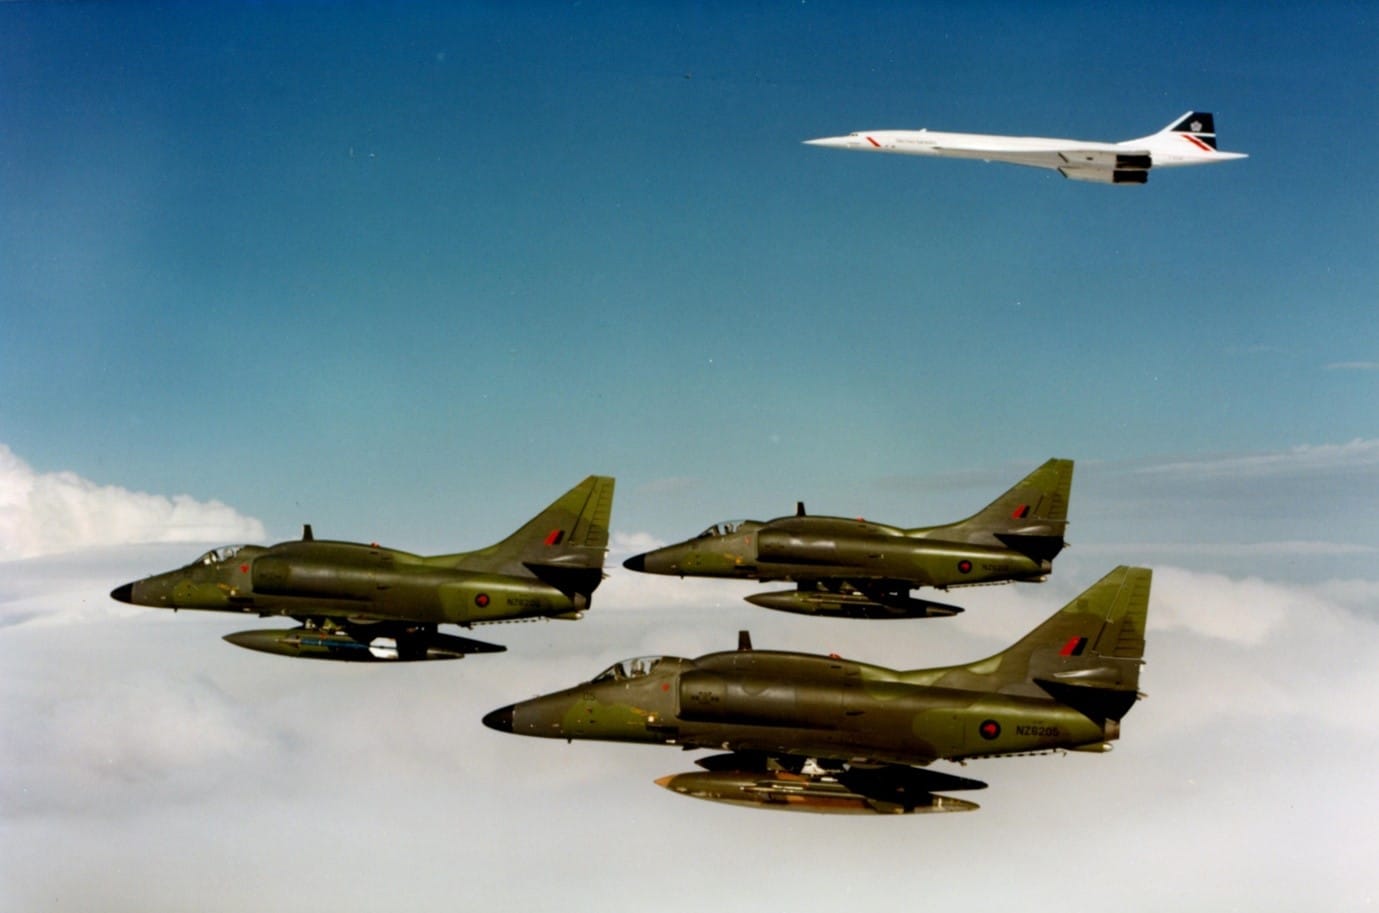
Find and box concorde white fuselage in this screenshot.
[805,112,1247,183]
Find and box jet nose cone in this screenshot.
[622,553,647,573]
[110,583,135,604]
[482,704,515,733]
[803,136,849,148]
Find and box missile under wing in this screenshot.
[111,475,615,661]
[805,111,1246,184]
[484,566,1152,814]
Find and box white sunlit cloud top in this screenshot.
[0,443,266,561]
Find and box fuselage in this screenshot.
[111,539,583,625]
[485,649,1112,766]
[806,128,1247,169]
[825,129,1126,160]
[624,515,1050,588]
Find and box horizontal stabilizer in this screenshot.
[1034,677,1140,722]
[993,532,1067,563]
[521,562,604,600]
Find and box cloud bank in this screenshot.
[1133,438,1379,479]
[2,554,1377,913]
[0,444,265,560]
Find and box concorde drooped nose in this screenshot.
[110,582,135,604]
[481,704,515,733]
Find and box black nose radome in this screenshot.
[622,553,646,572]
[110,583,134,604]
[482,705,514,733]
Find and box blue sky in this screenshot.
[4,1,1375,545]
[2,3,1377,911]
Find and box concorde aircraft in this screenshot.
[805,111,1246,184]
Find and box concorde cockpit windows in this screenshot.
[696,520,746,539]
[591,656,685,683]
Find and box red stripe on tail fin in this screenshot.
[1059,636,1087,657]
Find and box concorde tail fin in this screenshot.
[1130,111,1247,163]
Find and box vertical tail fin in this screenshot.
[439,476,615,598]
[914,458,1073,562]
[926,566,1151,721]
[1131,111,1246,164]
[1158,111,1219,149]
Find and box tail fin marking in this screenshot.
[436,476,615,597]
[1162,111,1218,148]
[910,565,1151,721]
[912,458,1074,562]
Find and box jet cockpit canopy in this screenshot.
[191,545,248,566]
[697,520,749,539]
[591,655,689,683]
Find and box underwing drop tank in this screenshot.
[223,627,506,662]
[654,769,981,815]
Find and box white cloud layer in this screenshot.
[1135,437,1379,479]
[1,552,1377,912]
[0,444,265,560]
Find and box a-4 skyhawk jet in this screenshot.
[111,476,614,662]
[805,111,1246,184]
[484,565,1152,814]
[623,458,1072,619]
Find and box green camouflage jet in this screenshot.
[623,458,1073,618]
[484,565,1149,814]
[110,476,615,662]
